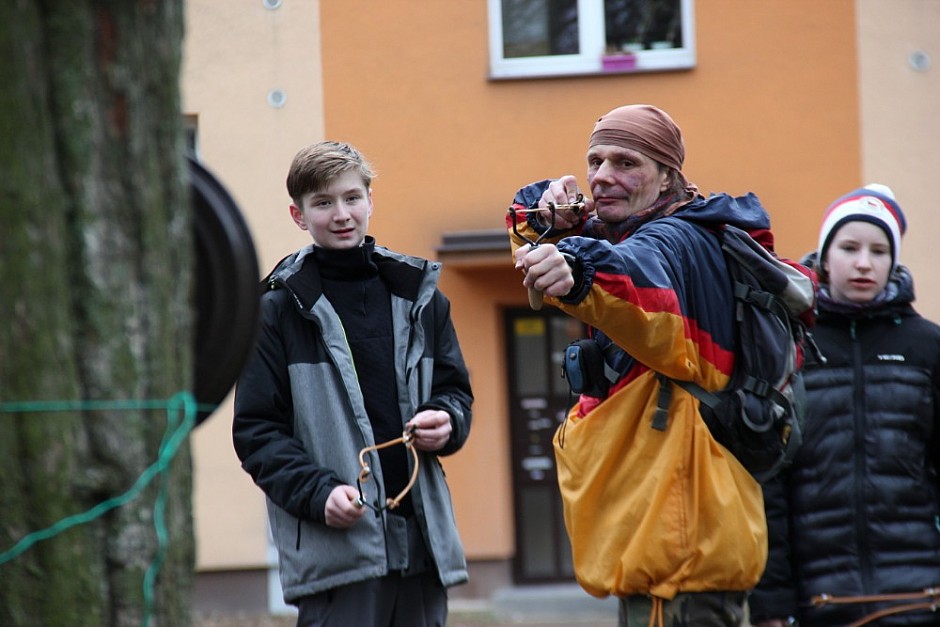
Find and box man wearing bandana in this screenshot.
[507,105,779,626]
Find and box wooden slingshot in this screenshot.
[507,195,585,311]
[355,425,420,514]
[809,588,940,626]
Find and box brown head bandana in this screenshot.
[588,104,698,195]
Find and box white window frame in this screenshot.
[487,0,695,80]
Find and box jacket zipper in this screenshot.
[850,319,874,594]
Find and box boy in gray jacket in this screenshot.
[233,140,473,627]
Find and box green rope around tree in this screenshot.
[0,391,208,627]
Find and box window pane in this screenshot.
[488,0,695,79]
[501,0,579,58]
[519,486,557,577]
[604,0,682,51]
[512,317,548,396]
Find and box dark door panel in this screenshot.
[504,308,583,582]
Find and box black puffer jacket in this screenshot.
[751,262,940,626]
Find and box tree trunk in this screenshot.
[0,1,193,625]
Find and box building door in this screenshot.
[504,307,585,583]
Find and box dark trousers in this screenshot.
[296,571,447,627]
[618,591,747,627]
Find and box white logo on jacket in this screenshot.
[877,354,906,362]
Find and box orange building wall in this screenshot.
[318,0,860,561]
[319,1,858,260]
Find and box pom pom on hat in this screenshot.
[817,183,907,271]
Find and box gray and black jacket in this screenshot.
[233,238,473,603]
[750,262,940,626]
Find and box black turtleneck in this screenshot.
[314,242,413,517]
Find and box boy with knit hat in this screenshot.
[506,104,808,626]
[750,185,940,626]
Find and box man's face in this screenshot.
[586,144,669,223]
[290,170,373,249]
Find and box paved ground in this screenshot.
[194,583,620,626]
[194,609,617,626]
[193,584,761,626]
[195,614,294,627]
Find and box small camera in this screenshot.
[563,339,612,397]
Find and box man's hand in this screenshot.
[538,175,594,229]
[324,485,367,528]
[514,243,575,298]
[407,409,452,452]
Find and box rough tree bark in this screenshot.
[0,1,194,625]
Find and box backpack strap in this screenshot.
[670,377,721,409]
[655,375,720,432]
[653,374,733,431]
[734,280,775,311]
[652,372,721,431]
[652,374,672,431]
[664,374,787,432]
[662,372,803,469]
[602,358,620,386]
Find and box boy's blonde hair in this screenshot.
[286,141,376,205]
